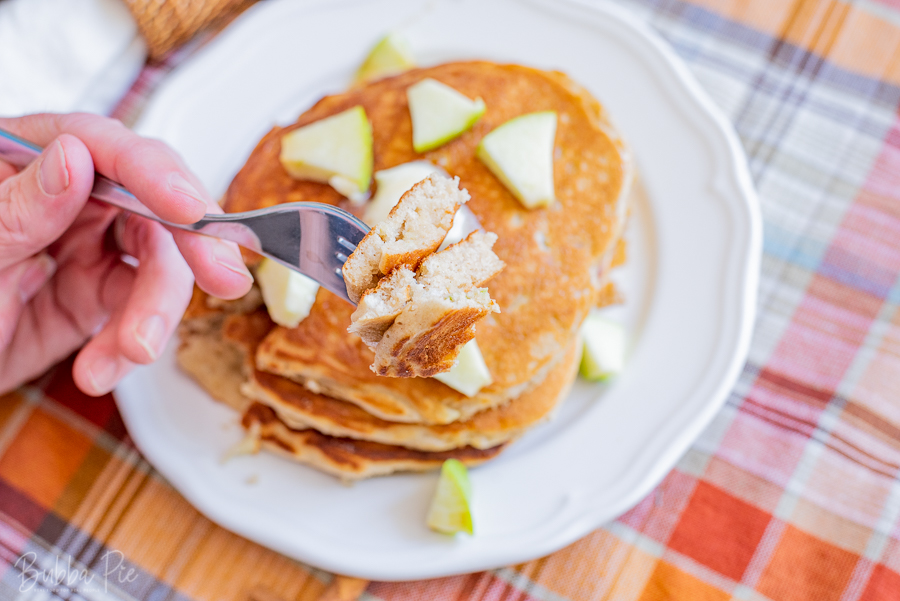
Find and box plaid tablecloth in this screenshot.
[3,0,900,599]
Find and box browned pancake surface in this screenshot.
[178,294,504,479]
[226,62,630,425]
[245,338,579,451]
[243,403,504,480]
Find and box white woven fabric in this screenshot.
[0,0,146,117]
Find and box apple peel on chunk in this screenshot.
[355,33,415,84]
[279,105,373,202]
[427,459,474,535]
[579,313,627,381]
[477,111,557,209]
[407,78,486,153]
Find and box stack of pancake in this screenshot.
[177,61,633,480]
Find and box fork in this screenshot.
[0,127,370,304]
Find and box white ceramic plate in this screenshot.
[118,0,761,580]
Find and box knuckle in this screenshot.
[60,112,92,133]
[113,136,149,176]
[106,116,127,130]
[140,137,179,164]
[142,137,168,152]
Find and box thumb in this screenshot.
[0,134,94,271]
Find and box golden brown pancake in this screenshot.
[177,292,506,479]
[177,287,268,412]
[178,61,633,478]
[244,338,579,452]
[242,403,505,481]
[225,62,631,425]
[181,291,576,453]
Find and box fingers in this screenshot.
[0,114,255,395]
[165,192,253,299]
[170,230,253,299]
[0,200,128,393]
[0,113,208,224]
[0,113,253,298]
[70,218,252,394]
[0,254,57,350]
[0,135,94,271]
[116,217,194,364]
[0,228,128,394]
[71,312,136,397]
[0,200,132,395]
[32,254,134,397]
[72,218,194,395]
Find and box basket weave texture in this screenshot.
[123,0,256,60]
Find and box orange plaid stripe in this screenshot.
[3,0,900,599]
[693,0,900,85]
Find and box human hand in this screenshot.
[0,113,253,396]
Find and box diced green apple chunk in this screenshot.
[427,459,474,535]
[355,33,415,83]
[476,111,557,209]
[279,106,373,200]
[363,161,443,226]
[579,313,626,381]
[407,78,486,153]
[255,258,319,328]
[433,339,493,397]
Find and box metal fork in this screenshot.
[0,127,370,304]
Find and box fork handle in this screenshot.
[0,127,265,251]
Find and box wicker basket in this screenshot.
[123,0,256,60]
